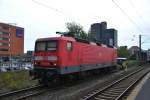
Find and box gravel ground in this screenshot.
[28,65,142,100]
[0,88,10,94]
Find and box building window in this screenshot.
[0,43,9,46]
[0,37,9,41]
[2,26,9,30]
[0,31,9,35]
[0,48,9,51]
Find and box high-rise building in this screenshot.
[90,22,118,47]
[104,29,118,47]
[90,23,101,42]
[90,22,107,42]
[0,22,24,57]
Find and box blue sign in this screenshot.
[16,29,24,37]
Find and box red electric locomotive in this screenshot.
[31,35,117,84]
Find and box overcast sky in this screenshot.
[0,0,150,52]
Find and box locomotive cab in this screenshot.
[34,40,58,67]
[31,36,76,82]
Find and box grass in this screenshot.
[127,60,139,67]
[0,60,139,91]
[0,70,38,91]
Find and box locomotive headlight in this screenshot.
[53,63,57,66]
[34,56,43,60]
[34,62,37,65]
[48,56,57,60]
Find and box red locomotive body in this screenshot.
[32,36,117,82]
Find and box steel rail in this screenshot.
[0,85,43,99]
[115,70,149,100]
[81,67,148,100]
[15,89,49,100]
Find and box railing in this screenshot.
[0,62,33,72]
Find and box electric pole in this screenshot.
[139,34,142,63]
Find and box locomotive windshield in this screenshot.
[35,42,46,51]
[35,41,57,52]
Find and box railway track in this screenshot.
[0,80,85,100]
[0,85,46,100]
[81,67,150,100]
[0,66,148,100]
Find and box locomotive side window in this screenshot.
[67,42,72,51]
[35,42,46,51]
[47,41,57,51]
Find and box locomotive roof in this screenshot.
[36,36,76,42]
[36,36,116,49]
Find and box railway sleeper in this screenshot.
[112,84,128,87]
[108,87,126,91]
[91,89,103,94]
[106,90,124,94]
[103,91,121,95]
[109,86,127,89]
[95,97,110,100]
[96,94,116,99]
[91,89,104,94]
[108,88,126,91]
[105,90,123,94]
[102,92,120,96]
[100,92,119,98]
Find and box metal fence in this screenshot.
[0,61,33,72]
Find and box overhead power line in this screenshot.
[128,0,146,24]
[31,0,77,21]
[142,37,150,44]
[112,0,143,33]
[32,0,64,14]
[128,0,141,17]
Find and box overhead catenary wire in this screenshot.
[128,0,142,18]
[128,0,150,47]
[141,37,150,44]
[111,0,150,49]
[131,34,150,44]
[32,0,145,35]
[128,0,146,24]
[112,0,143,33]
[31,0,78,22]
[32,0,65,15]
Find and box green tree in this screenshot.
[66,22,87,39]
[117,46,129,58]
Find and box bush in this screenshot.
[127,60,139,67]
[0,70,37,91]
[116,60,139,70]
